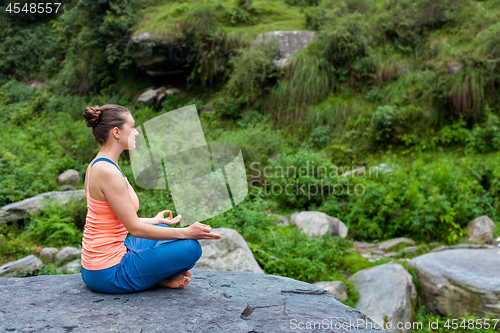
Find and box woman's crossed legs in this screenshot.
[81,224,202,293]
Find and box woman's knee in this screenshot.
[183,239,202,262]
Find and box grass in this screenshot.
[132,0,309,40]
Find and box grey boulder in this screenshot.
[0,190,85,224]
[313,281,348,302]
[0,269,388,333]
[349,263,416,333]
[377,238,415,251]
[56,169,80,186]
[0,255,44,277]
[466,216,496,243]
[291,211,348,238]
[39,247,59,260]
[57,259,81,274]
[54,246,81,262]
[135,88,157,108]
[194,228,263,273]
[408,249,500,318]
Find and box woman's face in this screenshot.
[122,113,140,150]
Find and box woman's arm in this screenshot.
[139,218,157,225]
[96,165,220,240]
[139,210,181,225]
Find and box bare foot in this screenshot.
[156,270,192,289]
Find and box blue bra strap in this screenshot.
[91,157,125,177]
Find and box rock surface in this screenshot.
[194,228,263,273]
[466,216,496,243]
[39,247,59,260]
[291,211,348,238]
[377,238,415,251]
[254,31,316,67]
[408,249,500,318]
[55,247,82,263]
[130,32,191,77]
[0,269,388,333]
[56,169,80,186]
[135,88,157,107]
[0,190,85,224]
[0,255,44,277]
[57,259,81,274]
[349,263,416,333]
[313,281,348,302]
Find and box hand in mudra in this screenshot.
[185,222,222,240]
[155,210,182,225]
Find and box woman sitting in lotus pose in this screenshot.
[81,104,221,293]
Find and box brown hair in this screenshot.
[83,104,130,145]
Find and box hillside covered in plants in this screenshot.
[1,0,500,330]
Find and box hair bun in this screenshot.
[83,105,102,128]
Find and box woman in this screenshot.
[81,104,221,293]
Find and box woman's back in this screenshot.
[81,158,139,270]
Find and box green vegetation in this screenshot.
[1,0,499,321]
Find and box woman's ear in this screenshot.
[112,127,120,140]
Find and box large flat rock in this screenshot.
[0,269,388,332]
[408,249,500,317]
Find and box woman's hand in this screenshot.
[154,210,182,226]
[183,222,222,240]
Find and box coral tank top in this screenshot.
[81,158,139,270]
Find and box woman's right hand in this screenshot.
[183,222,222,240]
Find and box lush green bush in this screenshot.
[285,0,320,7]
[214,98,241,119]
[262,149,339,210]
[377,0,465,48]
[23,200,85,248]
[216,121,282,175]
[225,39,280,104]
[0,221,35,266]
[309,126,331,149]
[320,153,500,243]
[206,195,352,285]
[317,15,374,82]
[237,110,265,128]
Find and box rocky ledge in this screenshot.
[0,269,388,333]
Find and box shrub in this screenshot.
[225,0,257,25]
[216,122,282,175]
[23,200,84,248]
[238,110,264,128]
[309,126,331,149]
[214,98,241,119]
[263,149,339,209]
[225,39,280,104]
[0,221,35,266]
[320,153,500,243]
[206,195,352,284]
[377,0,465,48]
[285,0,320,6]
[318,16,371,72]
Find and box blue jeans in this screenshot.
[81,224,202,294]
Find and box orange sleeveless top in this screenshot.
[81,160,139,270]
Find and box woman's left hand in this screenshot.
[154,210,182,225]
